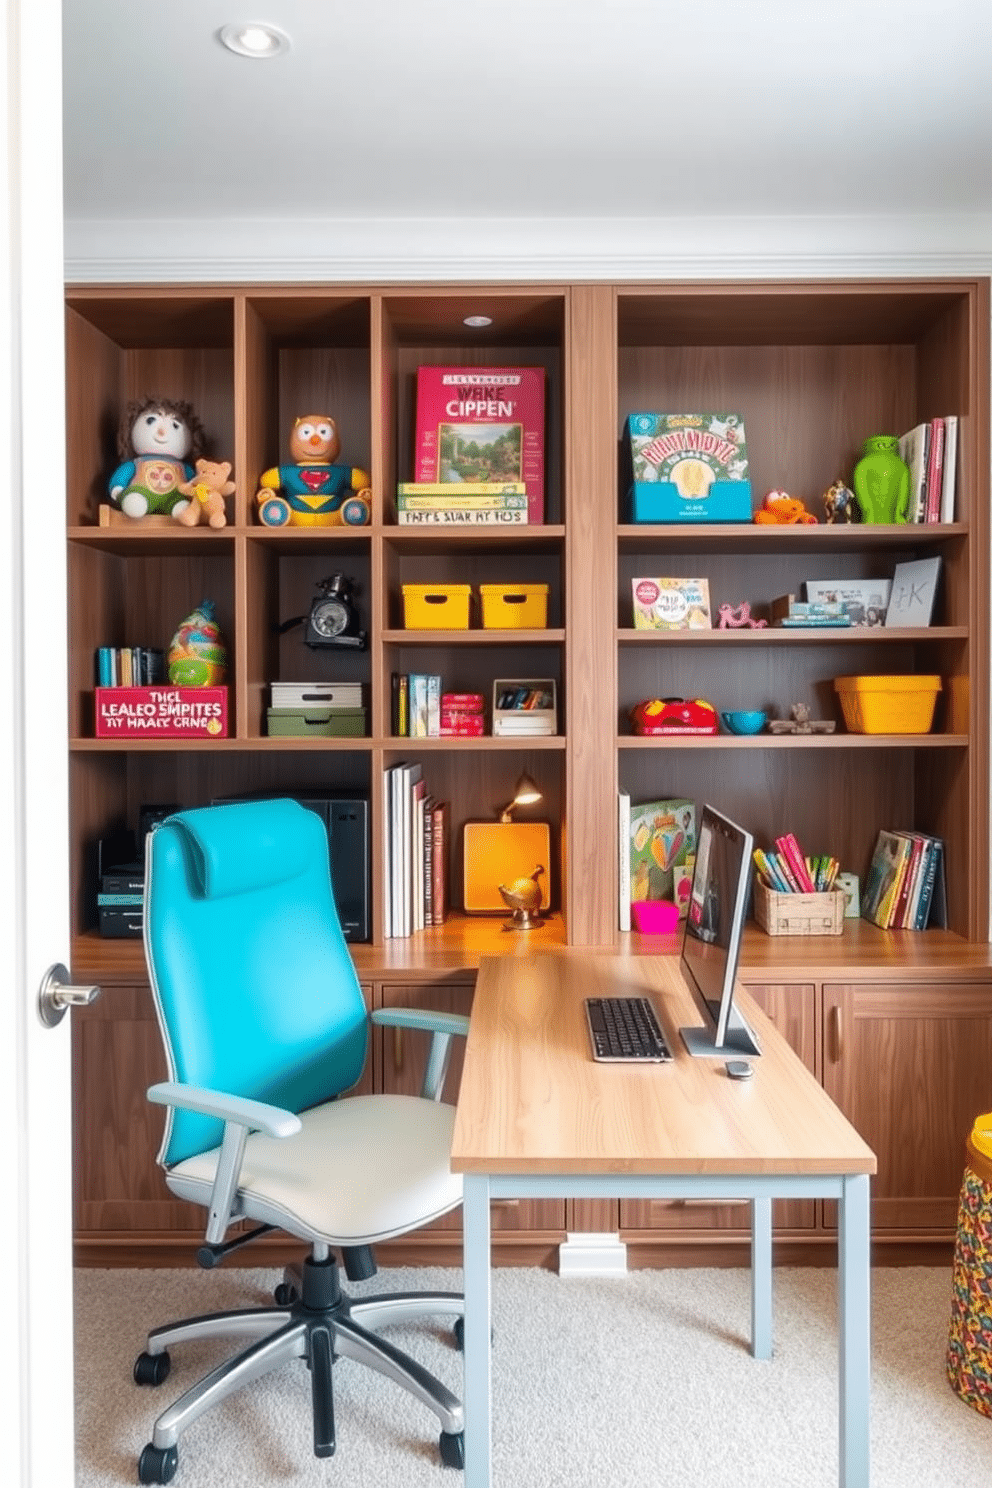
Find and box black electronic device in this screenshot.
[277,573,367,651]
[215,791,370,941]
[678,803,761,1060]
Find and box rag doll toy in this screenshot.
[108,398,205,520]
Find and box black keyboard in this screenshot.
[584,996,672,1063]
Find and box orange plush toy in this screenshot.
[753,490,819,525]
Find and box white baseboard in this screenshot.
[558,1232,628,1278]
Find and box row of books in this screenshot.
[95,647,165,687]
[383,762,448,938]
[753,837,840,894]
[391,674,485,737]
[862,829,946,930]
[898,416,958,524]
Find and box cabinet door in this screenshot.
[822,981,992,1234]
[378,982,566,1235]
[620,983,818,1235]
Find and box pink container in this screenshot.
[630,900,680,935]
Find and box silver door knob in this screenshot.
[38,963,101,1028]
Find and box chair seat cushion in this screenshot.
[163,1094,462,1246]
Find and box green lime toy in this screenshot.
[852,435,910,524]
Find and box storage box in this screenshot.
[270,681,364,710]
[94,686,227,739]
[492,678,557,736]
[623,413,752,524]
[402,583,472,629]
[834,675,941,734]
[754,878,845,936]
[480,583,549,629]
[266,708,366,738]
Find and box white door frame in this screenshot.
[2,1,76,1484]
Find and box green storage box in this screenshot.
[266,707,366,738]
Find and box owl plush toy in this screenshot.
[255,415,371,527]
[108,398,205,520]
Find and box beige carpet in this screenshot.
[74,1264,991,1487]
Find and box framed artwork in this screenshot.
[884,557,941,628]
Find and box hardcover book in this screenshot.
[628,799,696,910]
[632,577,711,630]
[413,366,545,523]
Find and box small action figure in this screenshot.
[256,415,371,527]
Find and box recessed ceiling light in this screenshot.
[463,315,493,328]
[218,22,291,59]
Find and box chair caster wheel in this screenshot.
[453,1315,464,1351]
[274,1283,298,1306]
[138,1443,178,1484]
[439,1430,465,1469]
[133,1351,171,1387]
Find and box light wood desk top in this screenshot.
[451,953,877,1178]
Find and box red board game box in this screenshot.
[95,686,228,739]
[413,366,545,523]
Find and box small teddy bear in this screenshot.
[176,459,234,528]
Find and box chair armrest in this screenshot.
[371,1008,471,1039]
[147,1081,302,1244]
[371,1008,471,1102]
[147,1081,302,1139]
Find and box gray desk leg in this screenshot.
[750,1195,773,1360]
[463,1175,493,1488]
[838,1173,871,1488]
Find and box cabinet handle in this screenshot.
[830,1005,843,1062]
[393,1026,403,1073]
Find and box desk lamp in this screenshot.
[462,773,551,929]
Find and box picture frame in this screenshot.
[803,578,891,627]
[884,557,942,629]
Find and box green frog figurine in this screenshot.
[852,435,910,524]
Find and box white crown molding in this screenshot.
[63,213,992,284]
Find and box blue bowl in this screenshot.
[722,710,767,735]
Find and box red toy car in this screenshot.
[629,697,719,736]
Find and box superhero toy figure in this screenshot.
[255,415,371,527]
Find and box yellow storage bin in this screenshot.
[402,584,472,629]
[479,583,549,629]
[834,674,941,734]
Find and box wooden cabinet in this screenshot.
[821,980,992,1234]
[65,275,992,1264]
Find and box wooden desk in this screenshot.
[451,952,877,1488]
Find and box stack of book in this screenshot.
[383,762,448,938]
[898,416,958,524]
[440,693,484,737]
[396,482,529,526]
[862,828,946,930]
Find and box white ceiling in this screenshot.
[61,0,992,281]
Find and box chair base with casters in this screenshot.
[134,1248,466,1484]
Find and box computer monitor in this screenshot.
[678,803,761,1059]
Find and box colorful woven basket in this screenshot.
[947,1126,992,1417]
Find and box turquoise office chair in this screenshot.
[133,798,469,1483]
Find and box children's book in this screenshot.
[628,799,695,911]
[862,830,912,928]
[413,366,545,523]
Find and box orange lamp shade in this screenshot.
[462,821,552,913]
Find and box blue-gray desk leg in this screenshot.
[750,1195,773,1360]
[463,1174,492,1488]
[838,1173,871,1488]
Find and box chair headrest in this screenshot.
[167,798,322,899]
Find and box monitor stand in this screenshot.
[678,1022,762,1059]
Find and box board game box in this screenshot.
[413,366,545,524]
[623,412,752,523]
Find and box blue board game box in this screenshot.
[623,413,753,523]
